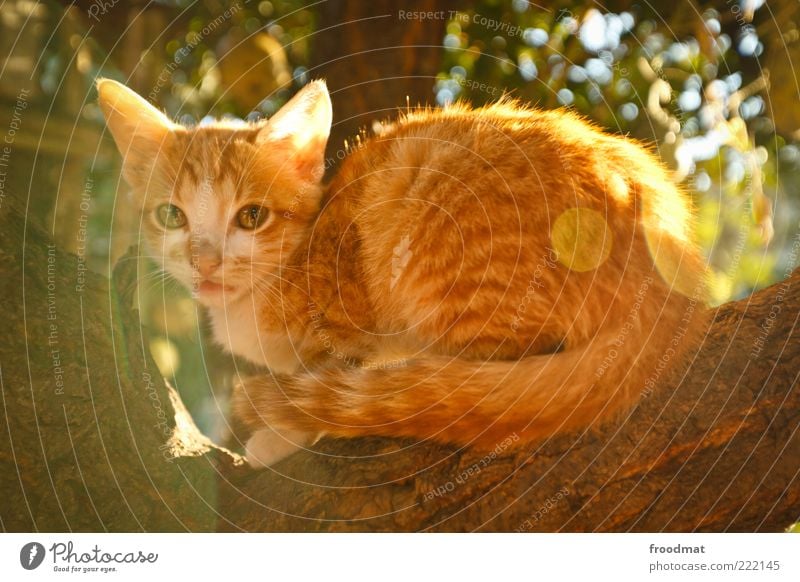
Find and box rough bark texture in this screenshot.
[216,267,800,532]
[310,0,457,170]
[0,205,239,532]
[1,204,798,532]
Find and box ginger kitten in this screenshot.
[98,78,706,467]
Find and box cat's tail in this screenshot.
[235,293,705,451]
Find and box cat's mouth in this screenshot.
[194,279,236,297]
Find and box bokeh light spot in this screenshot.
[551,208,613,272]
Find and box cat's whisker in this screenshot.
[246,261,326,278]
[250,276,296,307]
[138,277,171,298]
[250,275,283,298]
[249,270,313,295]
[136,268,186,298]
[122,265,169,293]
[250,283,283,314]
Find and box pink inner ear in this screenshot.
[288,136,326,182]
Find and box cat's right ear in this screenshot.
[97,78,177,186]
[257,80,332,185]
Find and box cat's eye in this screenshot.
[155,204,188,229]
[236,205,269,230]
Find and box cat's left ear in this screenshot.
[258,80,332,183]
[97,78,178,187]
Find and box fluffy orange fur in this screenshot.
[98,78,707,467]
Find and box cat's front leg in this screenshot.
[233,374,319,468]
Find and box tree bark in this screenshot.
[1,203,798,532]
[0,204,239,532]
[216,266,800,532]
[310,0,457,170]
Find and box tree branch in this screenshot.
[0,206,240,532]
[2,204,797,532]
[216,271,800,532]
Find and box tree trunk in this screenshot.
[1,199,798,532]
[0,204,239,532]
[310,0,457,169]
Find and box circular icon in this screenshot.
[19,542,46,570]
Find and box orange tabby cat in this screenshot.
[98,78,706,467]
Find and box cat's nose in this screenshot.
[194,254,221,278]
[191,240,222,278]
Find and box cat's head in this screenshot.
[97,78,332,308]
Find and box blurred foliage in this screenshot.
[436,0,799,305]
[46,1,316,120]
[145,0,315,118]
[19,0,800,439]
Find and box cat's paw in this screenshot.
[245,426,313,468]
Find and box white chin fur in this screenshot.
[245,427,313,468]
[192,288,243,309]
